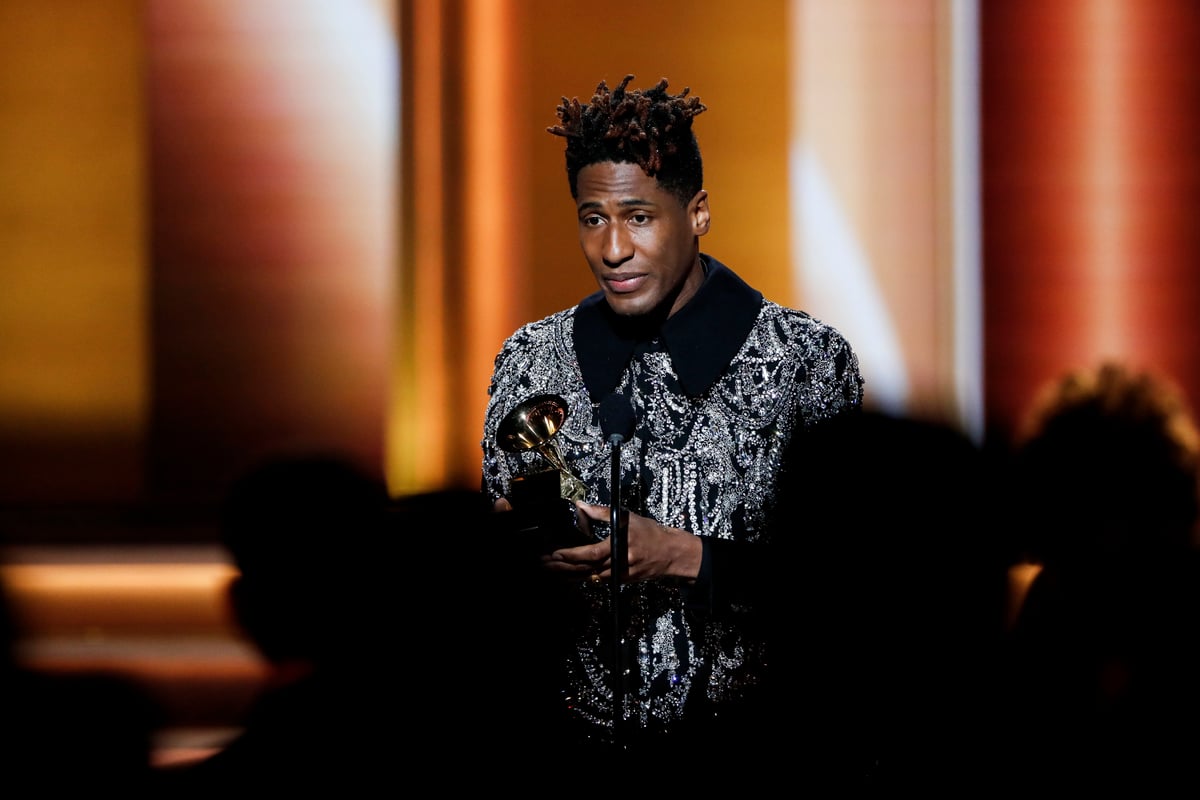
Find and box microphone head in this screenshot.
[599,393,636,443]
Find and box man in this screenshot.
[480,75,863,762]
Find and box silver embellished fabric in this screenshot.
[481,287,863,739]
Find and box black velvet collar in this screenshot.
[573,254,764,401]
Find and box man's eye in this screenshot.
[630,213,650,224]
[582,215,603,226]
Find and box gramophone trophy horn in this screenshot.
[497,393,587,502]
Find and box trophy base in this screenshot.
[508,470,592,552]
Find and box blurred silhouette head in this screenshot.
[1013,360,1200,566]
[219,453,392,667]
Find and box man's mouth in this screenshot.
[606,274,645,293]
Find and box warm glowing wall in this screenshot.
[0,1,397,514]
[0,1,146,503]
[7,0,1200,526]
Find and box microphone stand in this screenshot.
[608,431,628,750]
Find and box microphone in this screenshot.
[598,391,635,572]
[599,392,636,446]
[598,392,635,742]
[598,392,634,566]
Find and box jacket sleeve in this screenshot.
[684,537,774,615]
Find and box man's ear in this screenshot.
[690,189,710,236]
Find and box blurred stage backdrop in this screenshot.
[2,0,1200,537]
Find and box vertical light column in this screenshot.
[789,0,972,428]
[949,0,983,442]
[459,0,528,489]
[147,0,396,502]
[390,0,451,494]
[982,0,1200,442]
[392,0,529,493]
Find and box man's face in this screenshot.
[575,161,709,319]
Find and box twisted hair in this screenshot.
[547,74,707,206]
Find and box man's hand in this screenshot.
[541,501,703,583]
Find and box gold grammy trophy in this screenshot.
[497,393,589,550]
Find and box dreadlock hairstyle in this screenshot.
[547,74,707,207]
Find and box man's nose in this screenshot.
[602,225,633,267]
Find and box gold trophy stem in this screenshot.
[498,393,588,502]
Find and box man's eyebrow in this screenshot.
[577,197,658,212]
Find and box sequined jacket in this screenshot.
[481,254,864,739]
